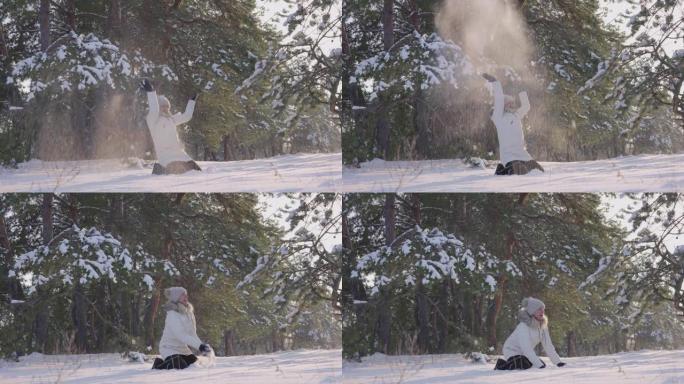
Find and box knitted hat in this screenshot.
[522,297,545,316]
[164,286,187,303]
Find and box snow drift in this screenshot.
[342,349,684,383]
[0,349,341,384]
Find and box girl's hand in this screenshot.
[481,73,497,82]
[140,79,154,92]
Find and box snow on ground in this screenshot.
[342,154,684,192]
[0,153,341,193]
[0,349,341,384]
[343,349,684,384]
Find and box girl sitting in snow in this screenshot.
[482,73,545,176]
[140,79,202,175]
[152,287,212,370]
[494,297,566,370]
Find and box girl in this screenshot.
[140,79,202,175]
[494,297,566,370]
[152,287,212,370]
[482,73,544,175]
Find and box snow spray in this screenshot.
[436,0,534,72]
[434,0,558,160]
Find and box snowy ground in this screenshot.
[342,349,684,384]
[342,154,684,192]
[0,153,341,193]
[0,349,341,384]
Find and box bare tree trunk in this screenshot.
[565,330,577,357]
[0,21,8,58]
[415,275,429,353]
[144,282,162,348]
[131,293,141,337]
[72,283,88,352]
[41,194,53,244]
[107,0,122,41]
[222,135,231,161]
[382,0,394,50]
[383,194,396,243]
[224,329,236,356]
[65,0,76,30]
[39,0,50,51]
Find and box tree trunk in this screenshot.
[144,282,162,349]
[408,0,430,160]
[375,0,395,158]
[0,20,8,58]
[222,135,230,161]
[64,195,87,353]
[486,231,516,348]
[144,236,171,348]
[72,283,88,353]
[41,194,53,244]
[0,209,23,300]
[383,194,396,244]
[382,0,394,50]
[33,194,54,352]
[437,280,450,353]
[415,276,429,353]
[65,0,76,30]
[39,0,50,51]
[411,195,429,353]
[376,194,396,353]
[565,330,577,357]
[224,329,236,356]
[107,0,122,41]
[342,204,368,355]
[131,293,141,337]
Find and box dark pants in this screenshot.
[152,161,202,175]
[495,160,545,175]
[494,355,533,370]
[152,354,198,370]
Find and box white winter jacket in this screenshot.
[158,303,203,358]
[502,316,561,368]
[489,81,533,164]
[145,91,195,166]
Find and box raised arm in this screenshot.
[516,91,530,119]
[491,81,505,120]
[146,91,159,122]
[141,79,159,122]
[172,99,196,125]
